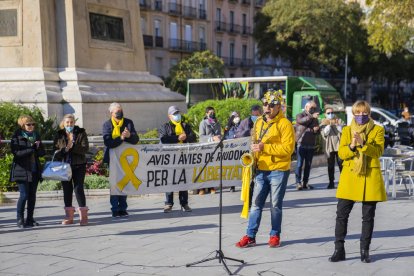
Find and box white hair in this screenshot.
[108,102,122,113]
[305,101,316,109]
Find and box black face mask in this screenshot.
[115,111,123,120]
[208,113,216,119]
[309,107,316,114]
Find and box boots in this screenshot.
[328,248,346,262]
[62,207,75,225]
[360,249,371,263]
[78,207,89,226]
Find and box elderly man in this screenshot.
[159,106,196,213]
[235,90,295,248]
[235,105,262,138]
[295,101,320,190]
[103,102,139,218]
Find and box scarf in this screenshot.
[170,120,184,143]
[22,130,37,144]
[350,118,375,175]
[111,117,124,139]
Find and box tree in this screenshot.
[366,0,414,55]
[165,50,225,95]
[254,0,367,73]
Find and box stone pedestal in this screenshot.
[0,0,185,134]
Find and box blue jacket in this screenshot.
[102,118,139,164]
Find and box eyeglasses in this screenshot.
[25,123,35,126]
[326,112,333,115]
[263,102,277,108]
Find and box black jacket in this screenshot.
[53,126,89,165]
[159,121,196,144]
[102,118,139,163]
[10,129,46,183]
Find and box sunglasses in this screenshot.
[25,123,35,126]
[263,102,277,108]
[326,112,333,115]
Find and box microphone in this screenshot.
[225,115,236,131]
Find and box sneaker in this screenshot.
[210,188,216,194]
[235,235,256,248]
[230,186,236,192]
[25,220,40,227]
[164,205,173,213]
[17,218,25,229]
[303,183,314,190]
[198,189,205,195]
[181,205,192,212]
[296,183,303,190]
[268,235,281,248]
[112,211,120,218]
[119,210,129,217]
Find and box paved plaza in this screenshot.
[0,166,413,276]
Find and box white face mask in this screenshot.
[233,117,241,124]
[172,114,181,122]
[326,113,334,120]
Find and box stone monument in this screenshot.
[0,0,185,134]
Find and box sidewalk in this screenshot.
[0,166,413,276]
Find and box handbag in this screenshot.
[42,150,72,181]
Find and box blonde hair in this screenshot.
[59,114,76,129]
[17,115,35,129]
[352,100,371,115]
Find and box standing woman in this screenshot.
[10,115,45,228]
[329,100,386,263]
[54,114,89,226]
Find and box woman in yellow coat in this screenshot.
[329,100,386,263]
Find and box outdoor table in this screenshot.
[380,154,412,199]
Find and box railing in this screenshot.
[168,2,182,15]
[255,0,265,7]
[143,34,153,47]
[241,0,251,5]
[154,0,162,11]
[227,23,240,34]
[221,57,253,68]
[241,26,251,35]
[215,21,227,32]
[183,5,197,18]
[139,0,151,9]
[169,39,206,52]
[199,8,207,19]
[155,36,163,47]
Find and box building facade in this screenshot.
[139,0,265,79]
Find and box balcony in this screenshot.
[241,0,251,5]
[222,57,253,68]
[169,39,206,52]
[155,36,163,48]
[154,0,162,11]
[168,2,182,16]
[255,0,265,7]
[139,0,151,9]
[227,23,240,34]
[240,58,253,68]
[199,9,207,20]
[183,6,197,19]
[229,0,238,3]
[143,35,153,47]
[241,26,251,35]
[215,21,227,32]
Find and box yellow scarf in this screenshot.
[350,118,375,175]
[170,119,184,143]
[111,117,124,139]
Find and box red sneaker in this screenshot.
[268,235,281,248]
[236,235,256,248]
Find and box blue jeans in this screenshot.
[110,195,128,212]
[295,146,315,184]
[165,191,188,206]
[246,170,289,238]
[16,174,39,220]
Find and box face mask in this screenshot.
[115,111,123,120]
[309,107,316,114]
[354,114,370,125]
[208,113,216,120]
[65,126,74,133]
[326,113,334,120]
[233,117,240,124]
[251,115,258,122]
[171,114,181,122]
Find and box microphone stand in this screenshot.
[186,126,244,275]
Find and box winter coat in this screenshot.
[10,129,45,183]
[102,118,139,164]
[336,125,387,202]
[235,116,254,138]
[199,119,222,142]
[53,126,89,165]
[320,118,343,156]
[159,121,197,144]
[253,112,295,171]
[295,111,320,147]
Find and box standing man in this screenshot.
[159,106,196,213]
[235,105,262,138]
[236,90,295,248]
[103,103,139,218]
[295,101,320,190]
[320,107,344,189]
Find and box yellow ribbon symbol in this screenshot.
[117,148,142,191]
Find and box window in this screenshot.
[216,8,221,21]
[242,45,247,60]
[170,22,178,39]
[216,41,222,57]
[230,42,235,59]
[230,11,234,26]
[155,57,163,77]
[199,26,205,43]
[89,13,125,42]
[141,17,146,34]
[242,13,247,33]
[154,19,161,37]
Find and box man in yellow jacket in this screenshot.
[236,90,295,248]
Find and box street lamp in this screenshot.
[350,76,358,102]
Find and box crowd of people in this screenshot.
[7,96,387,263]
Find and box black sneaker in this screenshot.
[25,219,40,227]
[112,211,120,218]
[119,210,129,217]
[17,218,25,229]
